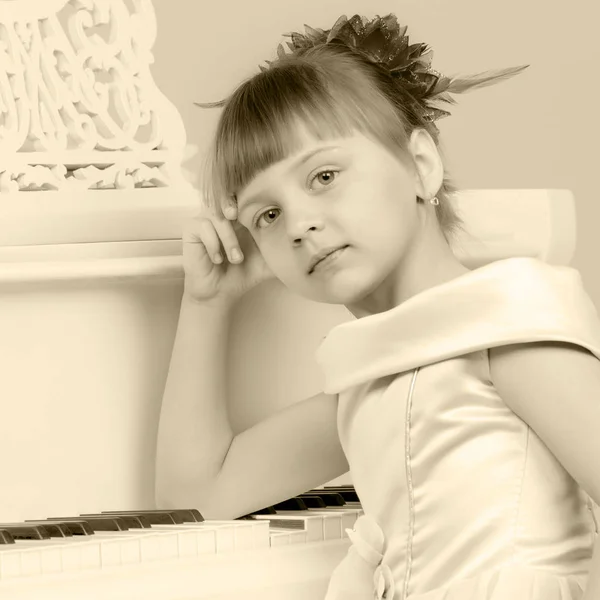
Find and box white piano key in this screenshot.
[17,548,40,578]
[117,536,141,566]
[39,544,62,574]
[0,548,20,579]
[206,520,270,551]
[151,519,270,554]
[0,520,274,581]
[323,514,342,540]
[0,536,353,600]
[206,520,269,552]
[268,529,290,547]
[94,529,197,564]
[0,536,100,577]
[268,528,308,547]
[95,528,202,565]
[315,508,362,534]
[250,513,326,542]
[278,507,363,537]
[151,527,198,558]
[0,540,62,579]
[266,509,355,540]
[0,502,359,589]
[0,529,185,579]
[105,524,217,564]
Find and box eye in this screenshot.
[253,170,339,229]
[254,208,281,229]
[310,169,338,189]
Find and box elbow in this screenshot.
[154,472,232,520]
[154,471,207,509]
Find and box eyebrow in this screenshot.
[237,145,342,212]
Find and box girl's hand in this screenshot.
[182,196,274,306]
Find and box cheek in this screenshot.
[355,205,406,238]
[357,205,417,262]
[257,242,294,280]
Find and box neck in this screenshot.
[345,218,471,319]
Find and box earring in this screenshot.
[416,196,440,205]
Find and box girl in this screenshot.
[156,13,600,600]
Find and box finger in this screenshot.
[220,194,238,221]
[211,216,244,263]
[195,218,224,264]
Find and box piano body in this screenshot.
[0,0,585,598]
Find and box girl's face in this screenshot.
[235,123,448,314]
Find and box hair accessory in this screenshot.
[254,13,529,125]
[195,13,528,128]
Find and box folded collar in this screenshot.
[315,258,600,394]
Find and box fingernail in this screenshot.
[214,253,223,263]
[231,248,242,262]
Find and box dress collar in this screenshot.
[315,258,600,394]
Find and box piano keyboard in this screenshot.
[0,486,361,600]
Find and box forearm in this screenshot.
[583,533,600,600]
[155,295,235,508]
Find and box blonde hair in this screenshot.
[199,42,466,245]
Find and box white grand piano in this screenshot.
[0,0,584,598]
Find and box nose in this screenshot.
[288,210,325,245]
[292,224,320,246]
[283,196,326,244]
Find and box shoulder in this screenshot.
[489,340,599,386]
[489,341,600,504]
[488,341,600,401]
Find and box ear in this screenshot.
[409,128,443,199]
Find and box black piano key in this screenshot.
[0,529,15,544]
[299,492,345,506]
[272,498,308,511]
[37,520,95,536]
[0,523,51,540]
[80,514,152,529]
[92,511,180,525]
[22,521,73,537]
[100,509,203,523]
[263,519,306,530]
[292,495,326,508]
[236,506,277,520]
[46,517,129,532]
[240,490,350,519]
[313,487,360,502]
[323,485,357,494]
[101,512,180,525]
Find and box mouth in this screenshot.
[308,245,349,275]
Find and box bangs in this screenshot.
[201,55,411,212]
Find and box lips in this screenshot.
[309,245,349,274]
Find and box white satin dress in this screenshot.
[314,257,600,600]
